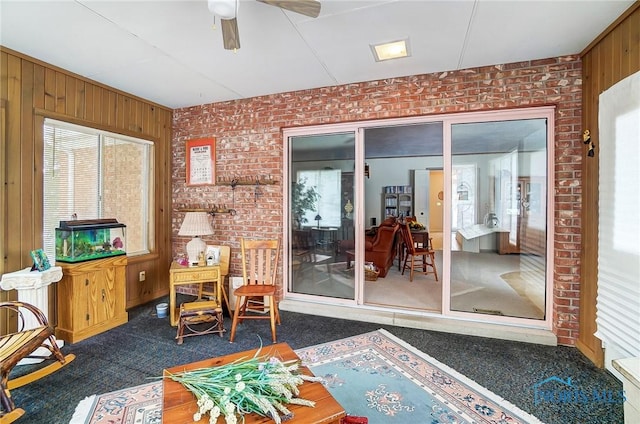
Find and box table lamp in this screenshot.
[178,212,214,265]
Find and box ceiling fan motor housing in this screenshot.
[208,0,237,19]
[208,0,321,51]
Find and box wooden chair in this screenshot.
[292,229,315,263]
[1,301,75,423]
[292,229,317,281]
[175,300,224,344]
[229,238,281,343]
[399,223,438,282]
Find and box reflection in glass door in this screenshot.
[449,119,548,320]
[289,133,355,300]
[285,108,551,328]
[362,122,443,311]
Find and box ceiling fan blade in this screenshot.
[257,0,321,18]
[221,18,240,50]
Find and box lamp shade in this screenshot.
[178,212,213,237]
[179,212,214,265]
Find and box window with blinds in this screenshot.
[595,71,640,373]
[297,169,341,228]
[43,119,154,260]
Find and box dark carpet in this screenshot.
[10,294,623,424]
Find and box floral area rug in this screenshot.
[71,329,543,423]
[69,381,162,424]
[297,329,543,423]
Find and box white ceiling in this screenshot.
[0,0,634,110]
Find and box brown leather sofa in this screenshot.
[364,217,400,277]
[339,217,400,278]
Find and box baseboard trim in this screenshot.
[576,338,604,368]
[279,299,557,346]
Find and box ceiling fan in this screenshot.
[207,0,321,50]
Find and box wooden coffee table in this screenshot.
[162,343,346,423]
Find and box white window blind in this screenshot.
[43,119,153,260]
[297,169,341,228]
[595,70,640,374]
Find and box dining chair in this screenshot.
[292,229,317,282]
[292,229,315,263]
[399,223,438,282]
[229,238,281,343]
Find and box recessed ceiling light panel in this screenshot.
[371,39,410,62]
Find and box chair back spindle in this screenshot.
[242,239,280,286]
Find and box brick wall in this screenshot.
[172,55,583,345]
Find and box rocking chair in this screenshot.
[1,301,75,423]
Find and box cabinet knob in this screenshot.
[101,288,106,301]
[85,279,89,286]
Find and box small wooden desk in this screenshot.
[162,343,346,423]
[169,262,221,326]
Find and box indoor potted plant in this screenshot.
[292,178,319,229]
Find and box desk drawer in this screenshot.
[173,269,219,282]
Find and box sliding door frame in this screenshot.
[283,106,554,330]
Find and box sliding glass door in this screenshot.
[284,107,553,328]
[449,118,549,320]
[361,122,443,311]
[288,132,356,300]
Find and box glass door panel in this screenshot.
[289,133,355,300]
[449,119,548,319]
[362,122,443,311]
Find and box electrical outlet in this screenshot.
[139,271,146,282]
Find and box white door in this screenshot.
[412,169,430,227]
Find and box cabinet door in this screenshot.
[94,267,120,324]
[77,272,97,331]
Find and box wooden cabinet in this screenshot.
[56,256,128,343]
[516,178,546,256]
[382,186,413,218]
[498,177,546,255]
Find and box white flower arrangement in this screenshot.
[163,351,323,424]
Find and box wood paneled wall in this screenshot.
[578,2,640,367]
[0,47,173,332]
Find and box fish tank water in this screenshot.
[55,219,126,263]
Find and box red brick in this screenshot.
[172,55,583,344]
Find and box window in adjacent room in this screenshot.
[297,169,342,228]
[43,119,154,260]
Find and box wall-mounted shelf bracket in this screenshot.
[179,207,237,216]
[216,176,277,186]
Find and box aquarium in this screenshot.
[55,219,126,263]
